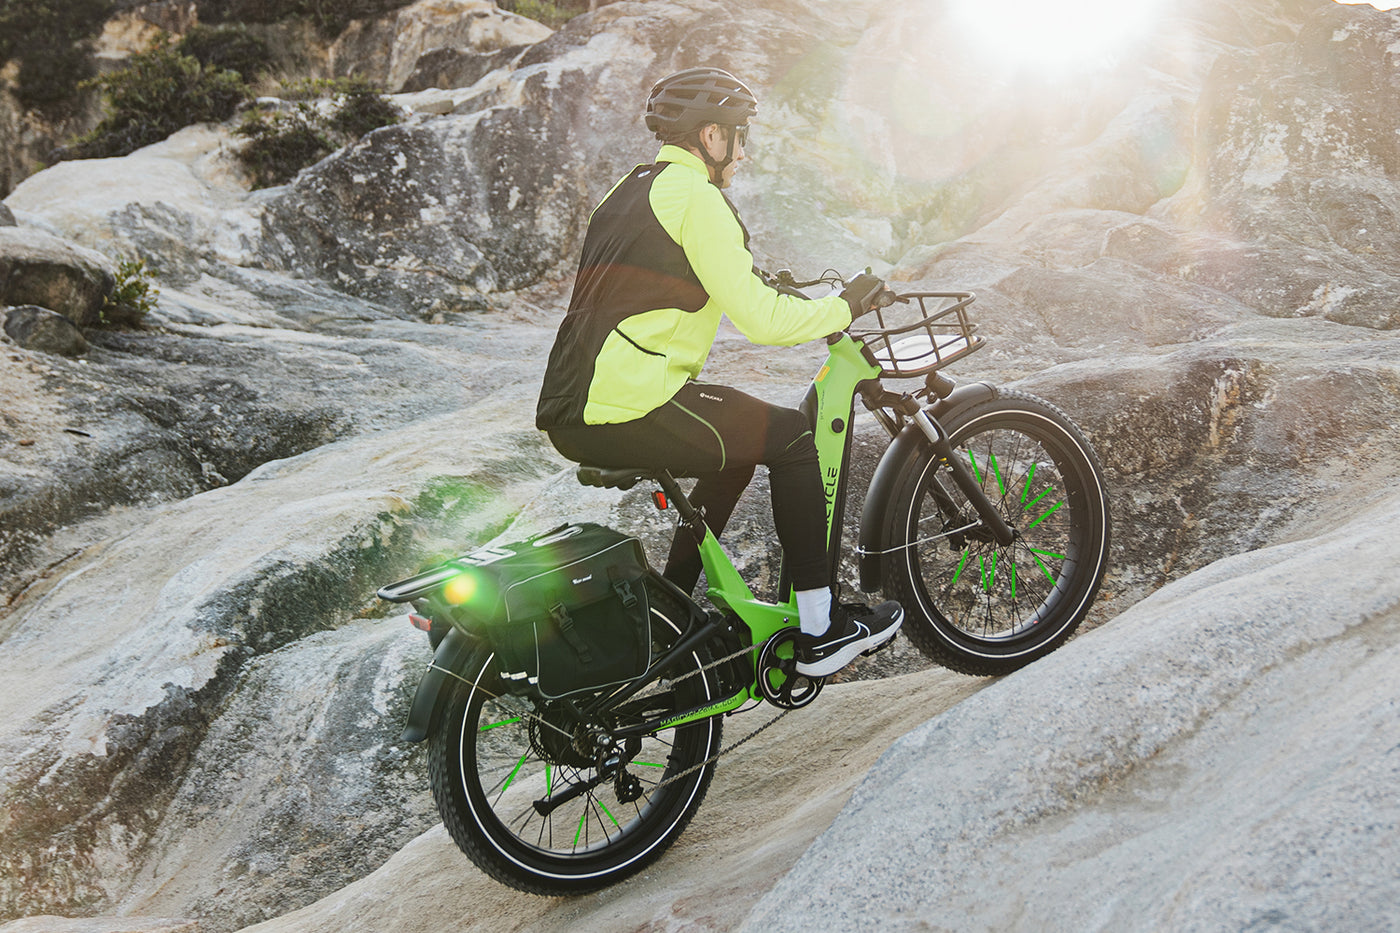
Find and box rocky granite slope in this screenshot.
[2,0,1399,928]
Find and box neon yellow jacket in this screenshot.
[536,145,853,427]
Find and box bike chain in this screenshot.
[640,638,795,792]
[655,639,757,691]
[648,704,790,792]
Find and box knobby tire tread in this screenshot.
[426,581,722,895]
[884,390,1111,676]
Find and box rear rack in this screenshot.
[851,291,982,378]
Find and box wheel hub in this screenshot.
[527,706,594,768]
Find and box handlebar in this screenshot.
[761,266,982,378]
[769,268,841,291]
[764,267,903,313]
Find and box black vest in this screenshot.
[537,162,746,429]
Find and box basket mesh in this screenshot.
[851,292,982,378]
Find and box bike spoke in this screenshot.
[910,419,1082,642]
[1026,500,1064,530]
[457,637,720,862]
[430,584,727,892]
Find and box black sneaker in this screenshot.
[794,601,903,678]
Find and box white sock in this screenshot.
[796,587,833,636]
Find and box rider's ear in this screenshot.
[698,123,722,153]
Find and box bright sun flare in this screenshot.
[947,0,1166,71]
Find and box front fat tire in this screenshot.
[883,390,1111,676]
[426,584,722,895]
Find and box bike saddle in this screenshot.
[576,465,653,490]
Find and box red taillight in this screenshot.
[408,613,433,632]
[652,490,669,510]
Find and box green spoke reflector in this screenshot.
[1027,500,1065,530]
[950,548,971,588]
[502,753,527,793]
[1024,487,1051,511]
[481,716,522,732]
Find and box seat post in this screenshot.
[652,470,701,526]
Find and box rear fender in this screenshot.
[857,382,996,591]
[400,625,481,743]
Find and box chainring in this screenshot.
[756,629,824,710]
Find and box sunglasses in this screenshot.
[728,124,750,147]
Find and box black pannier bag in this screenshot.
[442,523,653,699]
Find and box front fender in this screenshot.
[400,625,481,743]
[857,382,996,591]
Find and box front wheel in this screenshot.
[882,390,1111,676]
[426,581,723,894]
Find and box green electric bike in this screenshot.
[378,272,1112,894]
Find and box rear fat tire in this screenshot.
[882,390,1111,676]
[426,582,722,894]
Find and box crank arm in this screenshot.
[911,410,1016,547]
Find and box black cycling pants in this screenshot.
[547,381,829,593]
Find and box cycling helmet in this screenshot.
[644,67,758,141]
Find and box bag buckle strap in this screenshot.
[610,569,638,609]
[550,603,594,664]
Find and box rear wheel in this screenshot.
[883,391,1111,675]
[426,581,722,894]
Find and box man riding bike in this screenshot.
[536,67,902,677]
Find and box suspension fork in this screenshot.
[905,405,1017,548]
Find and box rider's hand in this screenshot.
[840,272,894,318]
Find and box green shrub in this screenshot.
[233,78,400,188]
[498,0,591,28]
[61,43,250,161]
[326,78,403,137]
[102,258,160,326]
[274,75,377,101]
[234,106,335,188]
[175,24,274,83]
[0,0,112,111]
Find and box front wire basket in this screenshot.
[851,291,982,378]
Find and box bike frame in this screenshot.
[390,299,1012,743]
[642,333,883,730]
